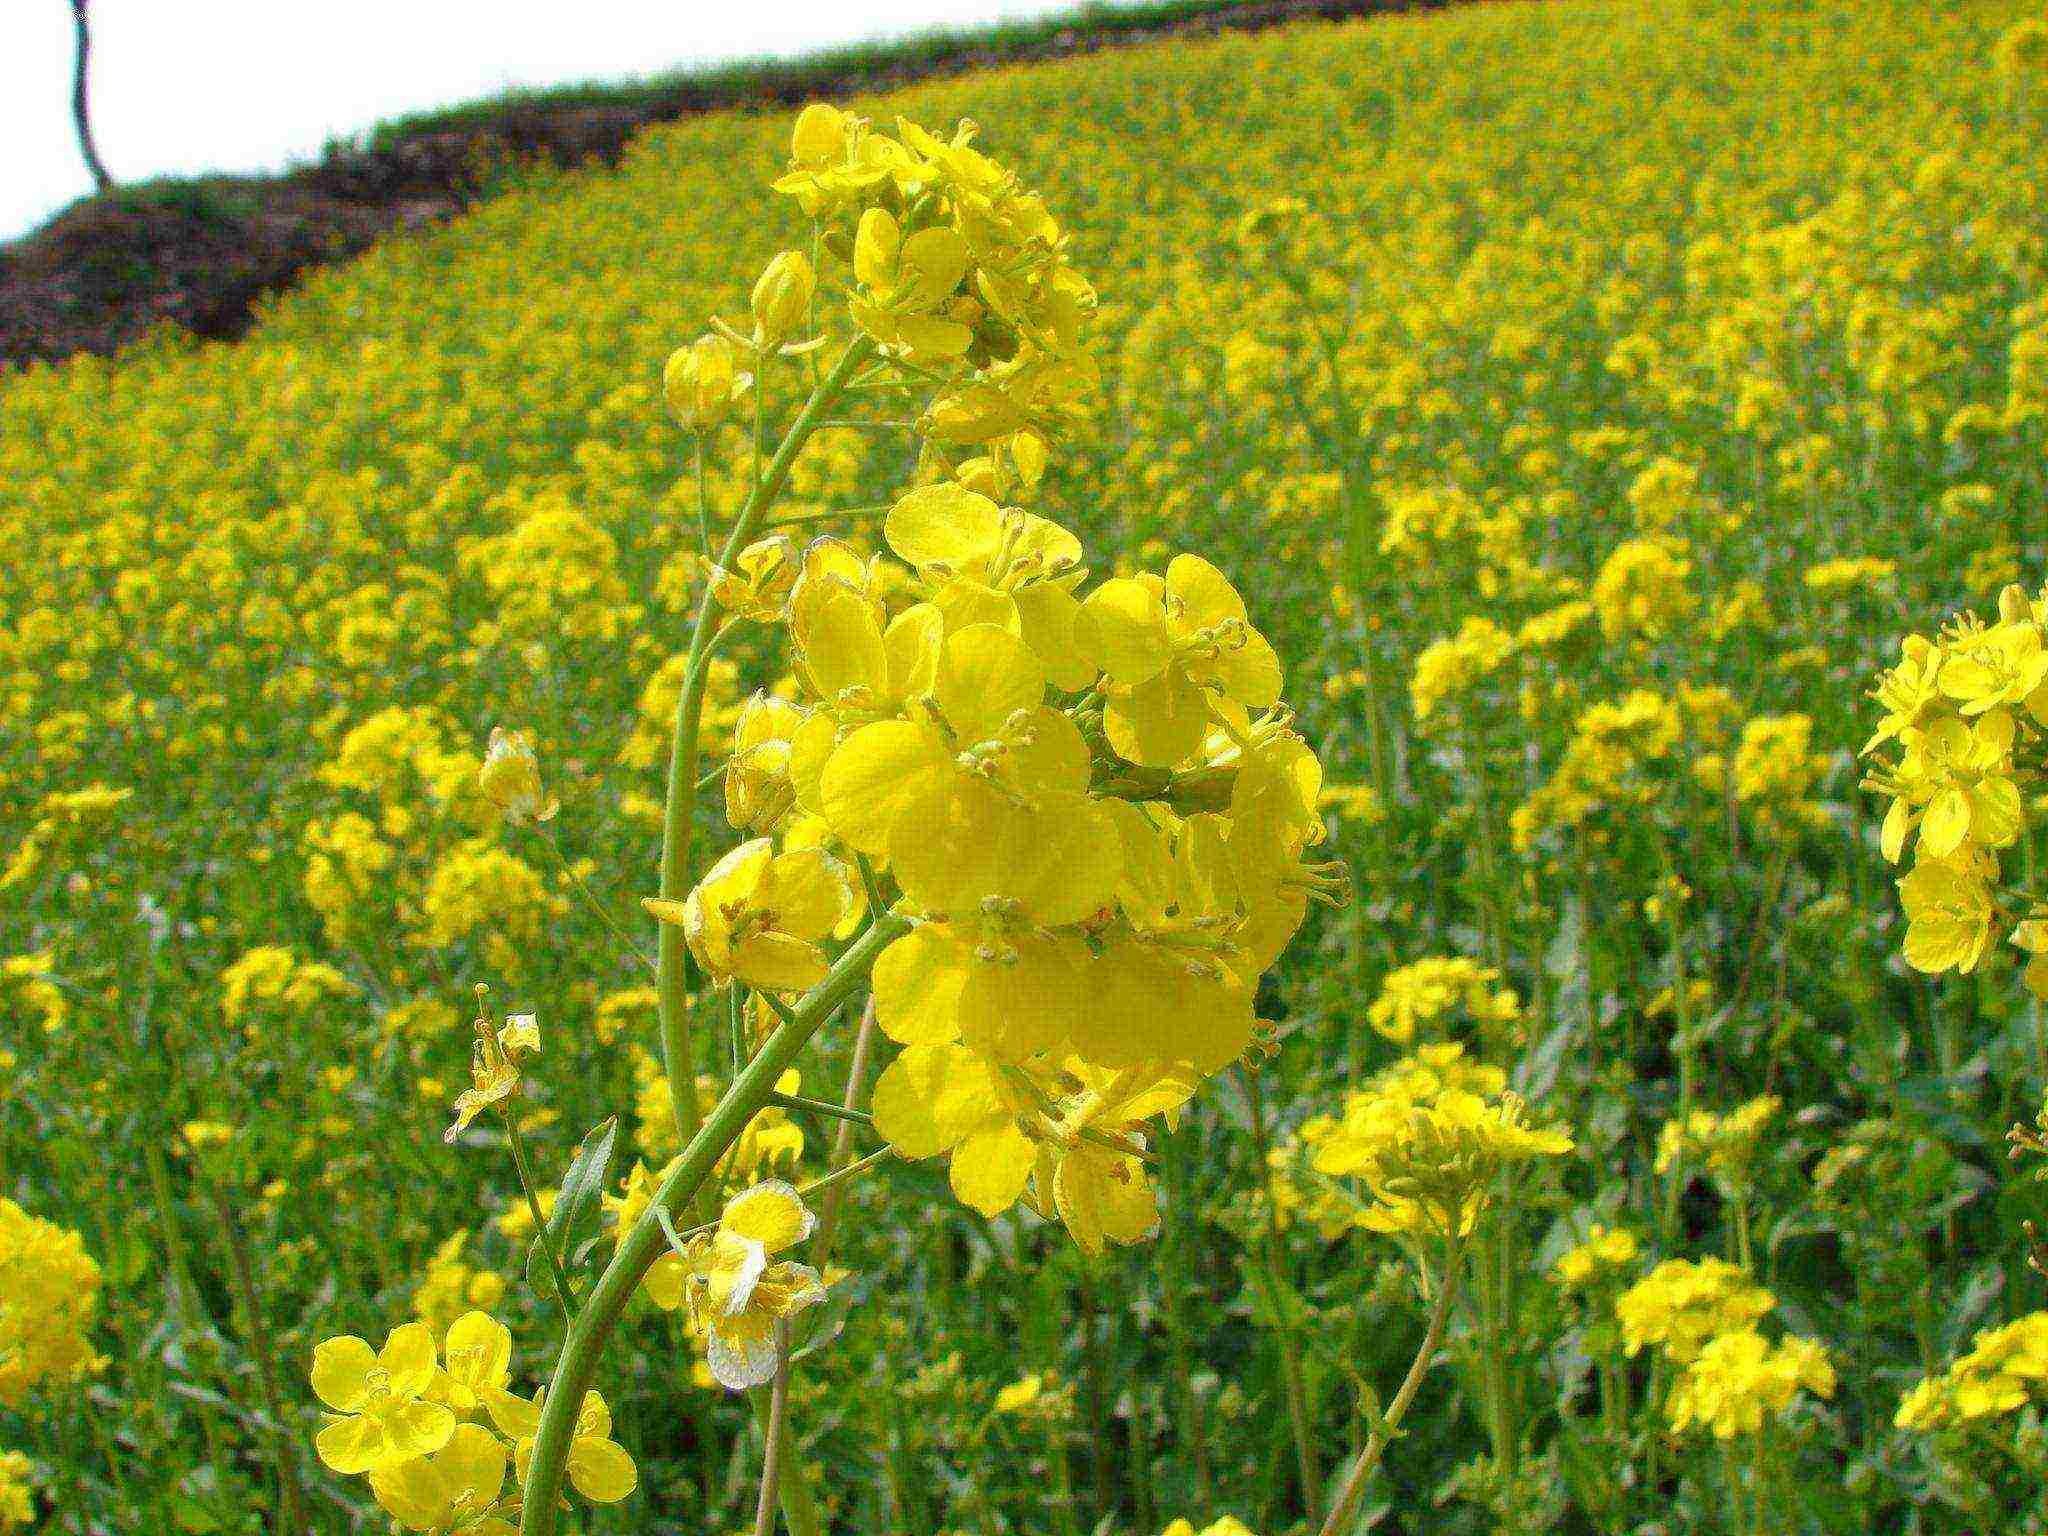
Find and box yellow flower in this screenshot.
[881,484,1093,689]
[818,623,1118,919]
[446,1013,542,1143]
[647,838,855,993]
[994,1374,1044,1413]
[1078,556,1282,767]
[1896,850,1998,974]
[477,727,557,825]
[310,1323,456,1475]
[368,1422,511,1533]
[710,534,800,623]
[432,1311,521,1421]
[872,1043,1042,1219]
[663,333,752,431]
[681,1181,828,1391]
[501,1388,639,1503]
[726,691,807,833]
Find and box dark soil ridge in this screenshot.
[0,0,1466,373]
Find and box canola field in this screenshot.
[9,0,2048,1531]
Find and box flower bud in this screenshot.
[790,103,849,168]
[478,726,557,825]
[663,334,751,431]
[751,250,815,346]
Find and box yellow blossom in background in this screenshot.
[1667,1330,1835,1439]
[0,1201,105,1407]
[1616,1259,1775,1364]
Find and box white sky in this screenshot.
[1,1,1135,241]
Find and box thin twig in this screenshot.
[753,1329,791,1536]
[1316,1236,1463,1536]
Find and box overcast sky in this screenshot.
[2,1,1131,242]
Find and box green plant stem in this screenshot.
[653,336,875,1180]
[753,1333,791,1536]
[519,914,904,1536]
[504,1111,575,1317]
[1316,1236,1463,1536]
[200,1176,304,1536]
[538,825,653,971]
[1241,1065,1319,1513]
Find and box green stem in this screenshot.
[753,1334,791,1536]
[654,337,875,1179]
[519,915,905,1536]
[1242,1066,1319,1512]
[1316,1234,1462,1536]
[505,1111,576,1318]
[201,1176,305,1536]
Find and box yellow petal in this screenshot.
[567,1437,639,1503]
[1166,553,1248,627]
[873,927,968,1045]
[1054,1145,1157,1255]
[380,1322,440,1397]
[802,588,888,700]
[757,848,853,940]
[935,624,1046,742]
[871,1043,998,1158]
[315,1414,385,1476]
[730,932,829,993]
[722,1180,814,1252]
[1104,669,1210,767]
[886,484,1005,570]
[818,721,947,854]
[888,779,1005,915]
[950,1123,1036,1216]
[310,1335,376,1414]
[1078,577,1172,685]
[1920,788,1970,859]
[439,1422,509,1507]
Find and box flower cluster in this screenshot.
[644,110,1340,1258]
[0,1199,104,1408]
[1896,1312,2048,1430]
[1863,583,2048,978]
[1654,1095,1780,1186]
[309,1311,635,1528]
[1617,1257,1832,1438]
[1307,1052,1570,1238]
[1366,956,1520,1045]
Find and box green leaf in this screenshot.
[528,1116,618,1293]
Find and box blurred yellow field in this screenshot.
[8,0,2048,1530]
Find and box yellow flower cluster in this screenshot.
[1307,1050,1570,1239]
[309,1310,635,1527]
[219,944,357,1028]
[0,1452,33,1534]
[1653,1095,1779,1184]
[0,1199,105,1408]
[1615,1258,1775,1364]
[1896,1312,2048,1430]
[1864,582,2048,978]
[627,108,1340,1257]
[1616,1256,1832,1438]
[1666,1330,1836,1441]
[1366,956,1520,1045]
